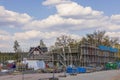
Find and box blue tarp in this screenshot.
[98,45,118,53]
[77,67,86,73]
[66,67,86,73]
[66,67,77,73]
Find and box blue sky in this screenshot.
[0,0,56,19]
[0,0,120,18]
[0,0,120,52]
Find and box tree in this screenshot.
[13,40,22,61]
[13,40,21,52]
[40,39,46,47]
[55,35,76,47]
[81,30,119,47]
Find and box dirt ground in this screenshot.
[0,70,120,80]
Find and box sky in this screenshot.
[0,0,120,52]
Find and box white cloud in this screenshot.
[106,32,120,38]
[0,2,120,32]
[0,44,9,48]
[111,15,120,21]
[13,30,81,40]
[0,35,11,41]
[56,2,103,19]
[0,0,120,52]
[41,0,120,32]
[0,30,13,51]
[24,15,65,30]
[24,14,87,30]
[0,30,12,41]
[42,0,71,6]
[24,14,107,31]
[25,1,107,31]
[0,29,9,35]
[13,30,40,40]
[0,42,12,52]
[0,6,32,27]
[111,14,120,24]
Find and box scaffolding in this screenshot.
[51,43,119,68]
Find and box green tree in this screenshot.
[13,40,21,60]
[40,39,46,47]
[13,40,20,52]
[81,30,119,47]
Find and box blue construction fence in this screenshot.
[66,67,86,74]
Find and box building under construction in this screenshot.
[51,43,119,68]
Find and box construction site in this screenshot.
[0,40,120,80]
[50,43,119,69]
[0,39,119,73]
